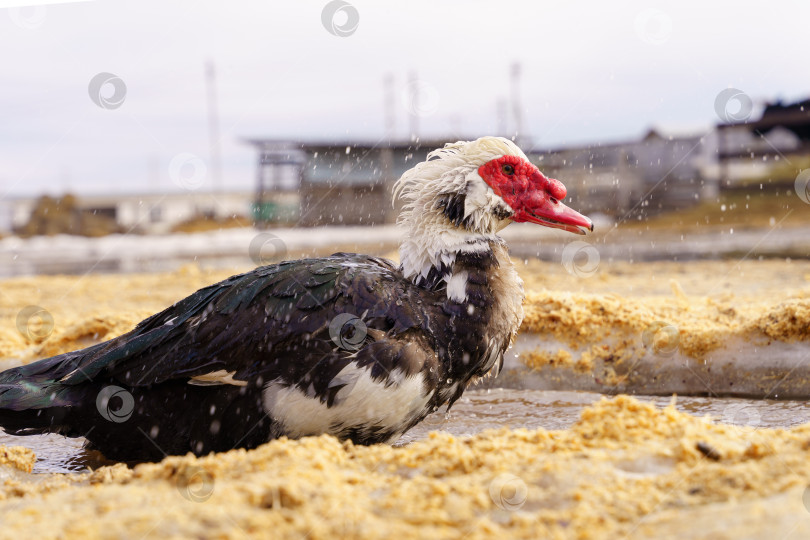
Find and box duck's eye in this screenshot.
[501,164,515,175]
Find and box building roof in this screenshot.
[243,137,459,152]
[718,97,810,137]
[531,127,702,156]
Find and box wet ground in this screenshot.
[3,223,809,277]
[4,389,809,474]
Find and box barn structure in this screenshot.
[244,138,453,227]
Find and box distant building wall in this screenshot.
[533,129,706,217]
[717,99,810,190]
[114,193,252,231]
[4,191,254,235]
[246,139,442,227]
[300,184,390,226]
[298,144,434,226]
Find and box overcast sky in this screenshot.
[0,0,807,196]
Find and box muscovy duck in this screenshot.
[0,137,592,461]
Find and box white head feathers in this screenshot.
[392,136,528,211]
[394,136,528,283]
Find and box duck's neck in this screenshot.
[398,221,525,348]
[398,217,501,290]
[399,224,526,390]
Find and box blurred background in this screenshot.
[1,0,809,275]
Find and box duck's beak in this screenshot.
[520,193,594,235]
[514,173,594,235]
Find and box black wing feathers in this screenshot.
[0,254,431,409]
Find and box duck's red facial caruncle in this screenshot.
[477,155,593,235]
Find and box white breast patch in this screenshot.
[445,270,469,302]
[261,365,431,442]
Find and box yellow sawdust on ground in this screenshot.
[0,264,237,364]
[1,396,810,539]
[522,348,594,374]
[516,260,810,373]
[515,258,810,299]
[0,446,35,473]
[521,289,810,359]
[1,260,808,367]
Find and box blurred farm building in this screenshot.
[245,139,451,227]
[3,191,252,236]
[531,129,712,217]
[716,98,810,190]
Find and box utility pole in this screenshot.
[510,62,528,147]
[383,73,396,141]
[408,71,419,139]
[496,98,508,136]
[205,59,223,198]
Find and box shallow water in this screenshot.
[3,389,810,474]
[401,389,810,442]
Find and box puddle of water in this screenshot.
[3,389,809,474]
[398,389,810,443]
[0,433,113,474]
